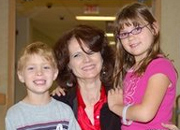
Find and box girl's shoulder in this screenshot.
[146,57,177,80]
[149,57,174,68]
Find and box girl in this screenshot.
[108,2,178,130]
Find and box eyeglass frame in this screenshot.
[117,23,150,39]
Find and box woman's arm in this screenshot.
[161,123,179,130]
[51,86,66,96]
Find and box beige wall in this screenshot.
[161,0,180,96]
[160,0,180,126]
[0,0,8,128]
[0,0,15,129]
[15,16,30,103]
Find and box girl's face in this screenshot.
[119,21,158,62]
[68,38,103,81]
[18,54,58,95]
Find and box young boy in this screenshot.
[5,42,81,130]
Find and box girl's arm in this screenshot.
[108,87,124,116]
[108,73,170,122]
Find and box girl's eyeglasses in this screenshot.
[117,24,149,39]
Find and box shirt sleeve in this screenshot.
[146,58,177,85]
[5,113,15,130]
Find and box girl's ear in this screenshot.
[17,71,25,83]
[152,22,159,35]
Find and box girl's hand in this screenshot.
[161,123,179,130]
[51,86,66,96]
[108,88,123,113]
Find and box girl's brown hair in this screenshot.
[113,2,164,88]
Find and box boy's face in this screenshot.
[18,54,58,95]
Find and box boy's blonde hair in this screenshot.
[17,41,57,72]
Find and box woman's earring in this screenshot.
[103,71,106,75]
[102,66,106,75]
[66,81,73,87]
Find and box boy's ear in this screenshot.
[53,69,59,81]
[17,71,25,83]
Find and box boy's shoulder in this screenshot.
[6,101,24,118]
[6,98,73,118]
[51,98,72,111]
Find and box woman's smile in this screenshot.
[81,64,96,71]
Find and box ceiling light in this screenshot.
[76,16,115,21]
[109,41,115,45]
[106,33,114,37]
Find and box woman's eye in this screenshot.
[73,53,80,58]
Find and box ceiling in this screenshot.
[16,0,152,43]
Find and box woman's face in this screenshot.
[68,38,103,81]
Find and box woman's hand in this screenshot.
[161,123,179,130]
[51,86,66,96]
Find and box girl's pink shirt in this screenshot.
[122,57,177,130]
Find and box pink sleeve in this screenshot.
[146,58,177,85]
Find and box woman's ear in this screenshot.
[152,22,159,35]
[67,64,72,70]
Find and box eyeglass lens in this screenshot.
[118,24,149,39]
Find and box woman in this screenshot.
[52,24,121,130]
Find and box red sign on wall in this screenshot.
[84,5,99,14]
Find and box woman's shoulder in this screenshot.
[52,87,77,109]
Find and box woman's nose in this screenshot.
[83,54,91,62]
